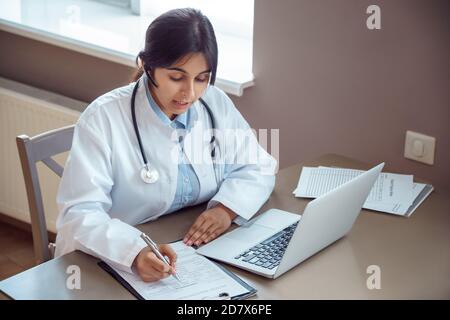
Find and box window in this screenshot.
[0,0,255,96]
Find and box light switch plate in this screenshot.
[404,131,436,165]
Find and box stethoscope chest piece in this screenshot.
[140,166,159,184]
[131,79,217,186]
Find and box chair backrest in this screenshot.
[16,125,75,265]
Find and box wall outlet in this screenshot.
[404,131,436,165]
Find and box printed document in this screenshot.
[363,183,433,216]
[109,241,251,300]
[293,166,433,217]
[293,166,414,205]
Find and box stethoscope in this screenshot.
[130,77,218,184]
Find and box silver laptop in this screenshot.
[196,163,384,279]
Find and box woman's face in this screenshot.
[150,53,211,120]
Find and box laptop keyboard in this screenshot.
[233,222,299,270]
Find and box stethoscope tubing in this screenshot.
[131,79,219,186]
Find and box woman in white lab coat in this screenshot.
[55,8,276,282]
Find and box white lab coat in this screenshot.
[55,77,277,273]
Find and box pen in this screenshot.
[140,233,182,282]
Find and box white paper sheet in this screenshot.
[109,241,251,300]
[293,167,414,205]
[363,183,433,216]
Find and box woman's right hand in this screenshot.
[132,244,177,282]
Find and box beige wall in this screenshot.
[1,0,449,191]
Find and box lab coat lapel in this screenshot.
[134,78,179,214]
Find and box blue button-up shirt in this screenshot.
[143,76,200,214]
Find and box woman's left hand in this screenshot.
[183,203,237,246]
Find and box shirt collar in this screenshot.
[143,74,188,128]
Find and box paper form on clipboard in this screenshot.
[99,240,256,300]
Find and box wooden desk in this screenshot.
[1,154,449,299]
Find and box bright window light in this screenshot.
[0,0,255,95]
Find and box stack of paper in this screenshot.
[293,166,433,217]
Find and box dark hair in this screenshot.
[131,8,218,86]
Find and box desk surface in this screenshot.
[1,154,449,299]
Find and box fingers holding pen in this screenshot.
[133,244,178,282]
[159,244,177,272]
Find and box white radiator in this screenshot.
[0,82,81,233]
